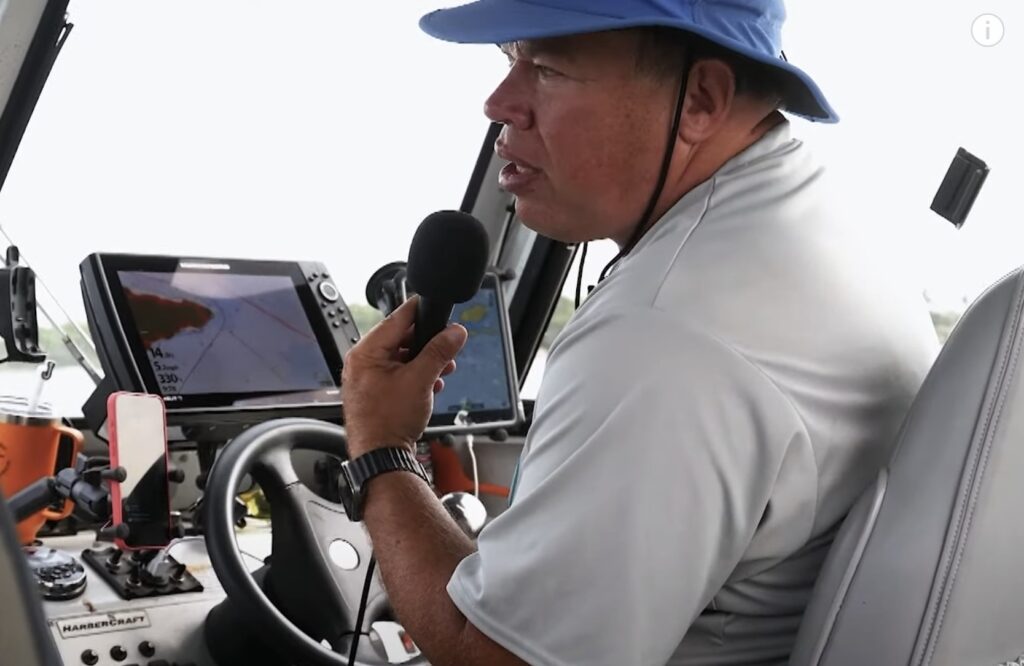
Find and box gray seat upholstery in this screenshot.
[791,268,1024,666]
[0,493,61,666]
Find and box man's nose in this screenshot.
[484,68,533,130]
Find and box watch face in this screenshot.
[337,463,361,520]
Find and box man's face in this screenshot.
[486,31,677,244]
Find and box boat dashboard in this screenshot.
[11,245,526,666]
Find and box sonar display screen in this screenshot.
[118,271,335,398]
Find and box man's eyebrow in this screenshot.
[498,39,574,62]
[498,41,531,59]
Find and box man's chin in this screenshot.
[513,201,583,244]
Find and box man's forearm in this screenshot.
[361,472,527,665]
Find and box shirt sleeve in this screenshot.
[447,307,809,666]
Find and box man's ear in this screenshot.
[678,58,735,144]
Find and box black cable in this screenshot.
[599,47,693,283]
[347,554,377,666]
[573,242,589,309]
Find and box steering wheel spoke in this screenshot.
[261,480,383,641]
[203,418,426,666]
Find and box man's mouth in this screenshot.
[498,161,541,193]
[506,161,540,176]
[496,145,542,193]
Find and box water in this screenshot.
[0,366,98,419]
[0,351,553,421]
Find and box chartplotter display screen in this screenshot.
[119,271,333,397]
[426,273,521,433]
[92,255,345,414]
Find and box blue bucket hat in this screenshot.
[420,0,838,123]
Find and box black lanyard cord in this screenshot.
[596,49,693,286]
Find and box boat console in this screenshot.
[2,249,519,666]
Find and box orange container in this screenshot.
[0,400,83,545]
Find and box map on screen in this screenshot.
[118,271,335,397]
[433,286,512,417]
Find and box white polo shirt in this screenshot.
[447,121,940,665]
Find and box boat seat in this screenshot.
[790,267,1024,666]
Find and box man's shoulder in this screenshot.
[550,303,716,361]
[542,305,799,422]
[591,127,828,314]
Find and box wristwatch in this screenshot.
[337,447,430,521]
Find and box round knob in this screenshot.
[80,649,99,665]
[138,641,156,658]
[110,645,128,661]
[440,492,488,539]
[318,282,340,302]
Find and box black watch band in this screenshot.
[338,447,429,521]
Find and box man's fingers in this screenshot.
[433,378,445,394]
[402,343,458,370]
[399,324,415,350]
[413,324,468,384]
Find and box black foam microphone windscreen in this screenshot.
[405,211,490,358]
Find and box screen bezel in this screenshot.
[97,254,344,414]
[424,272,522,435]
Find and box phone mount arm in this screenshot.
[7,455,125,523]
[8,477,58,522]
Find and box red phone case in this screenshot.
[107,391,172,551]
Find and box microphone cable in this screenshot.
[573,241,589,309]
[347,554,377,666]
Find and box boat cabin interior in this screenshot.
[0,1,1020,665]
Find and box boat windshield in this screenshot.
[0,0,1020,414]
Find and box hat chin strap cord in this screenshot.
[573,52,692,307]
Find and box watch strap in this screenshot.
[348,446,429,488]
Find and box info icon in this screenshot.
[972,14,1005,47]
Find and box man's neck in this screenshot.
[614,110,787,250]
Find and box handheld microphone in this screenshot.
[364,261,408,315]
[405,210,490,359]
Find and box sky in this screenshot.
[0,0,1020,408]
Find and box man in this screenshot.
[340,0,940,664]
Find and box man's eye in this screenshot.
[534,64,561,78]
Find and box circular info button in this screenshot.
[972,14,1005,47]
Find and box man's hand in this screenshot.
[341,296,468,459]
[342,297,526,666]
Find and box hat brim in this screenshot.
[420,0,838,123]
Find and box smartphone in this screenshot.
[107,392,171,550]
